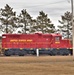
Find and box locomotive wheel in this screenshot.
[4,50,12,56]
[50,50,58,56]
[18,50,26,56]
[58,49,70,56]
[64,49,70,55]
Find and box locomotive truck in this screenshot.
[2,33,72,56]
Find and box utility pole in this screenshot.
[71,0,74,56]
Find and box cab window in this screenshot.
[55,37,60,42]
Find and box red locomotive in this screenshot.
[2,33,72,56]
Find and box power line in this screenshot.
[24,0,67,8]
[47,0,67,5]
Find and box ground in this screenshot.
[0,56,74,75]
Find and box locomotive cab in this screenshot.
[50,33,72,55]
[51,33,62,48]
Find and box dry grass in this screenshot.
[0,56,74,75]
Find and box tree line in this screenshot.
[0,4,73,39]
[0,4,55,34]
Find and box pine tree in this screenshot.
[0,4,17,33]
[57,11,72,39]
[17,9,32,33]
[31,11,55,33]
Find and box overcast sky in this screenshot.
[0,0,73,27]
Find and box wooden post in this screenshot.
[71,0,74,56]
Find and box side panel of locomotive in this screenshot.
[2,33,72,56]
[2,33,52,56]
